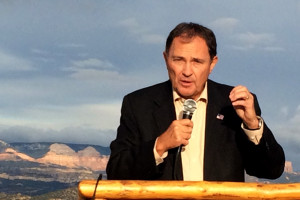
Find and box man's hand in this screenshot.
[156,119,193,156]
[229,85,259,129]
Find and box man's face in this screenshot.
[164,36,218,100]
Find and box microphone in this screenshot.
[180,99,197,148]
[182,99,197,119]
[173,99,197,180]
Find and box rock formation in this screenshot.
[0,142,109,171]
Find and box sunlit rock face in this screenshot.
[0,142,109,171]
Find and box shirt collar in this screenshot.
[173,81,208,103]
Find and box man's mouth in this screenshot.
[180,80,193,87]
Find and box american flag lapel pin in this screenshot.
[216,113,224,120]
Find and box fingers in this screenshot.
[229,85,258,127]
[229,85,252,106]
[174,119,193,144]
[179,118,194,127]
[156,119,193,152]
[181,129,192,146]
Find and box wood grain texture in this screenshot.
[78,180,300,200]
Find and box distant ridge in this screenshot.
[8,141,110,158]
[0,140,10,152]
[0,140,109,171]
[1,139,300,197]
[0,139,109,196]
[36,143,109,171]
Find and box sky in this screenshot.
[0,0,299,171]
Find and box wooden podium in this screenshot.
[78,180,300,200]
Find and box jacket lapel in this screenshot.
[152,81,176,135]
[204,80,231,180]
[152,81,183,180]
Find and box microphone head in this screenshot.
[183,99,197,119]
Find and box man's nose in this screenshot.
[182,62,192,77]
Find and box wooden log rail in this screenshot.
[78,180,300,200]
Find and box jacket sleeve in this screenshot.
[243,95,285,179]
[106,95,161,180]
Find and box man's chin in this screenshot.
[176,90,194,99]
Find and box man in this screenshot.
[106,22,285,181]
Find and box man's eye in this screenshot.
[173,58,184,62]
[194,59,204,64]
[173,58,181,61]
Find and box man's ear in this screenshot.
[163,51,168,62]
[209,56,218,74]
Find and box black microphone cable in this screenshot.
[92,173,103,200]
[173,99,196,180]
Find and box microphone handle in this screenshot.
[182,113,192,120]
[173,112,192,179]
[178,112,192,153]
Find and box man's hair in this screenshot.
[165,22,217,59]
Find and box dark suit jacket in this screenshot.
[106,80,285,181]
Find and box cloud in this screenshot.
[0,125,116,146]
[289,105,300,126]
[260,105,300,170]
[69,69,128,81]
[0,102,121,130]
[276,105,300,139]
[210,17,240,33]
[229,32,284,51]
[237,32,275,46]
[70,58,114,70]
[57,43,85,48]
[0,101,121,147]
[279,106,289,118]
[119,18,148,35]
[0,102,121,146]
[64,58,138,82]
[118,18,164,44]
[263,46,285,52]
[210,18,285,52]
[0,49,35,71]
[273,105,300,163]
[31,48,49,56]
[140,34,165,44]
